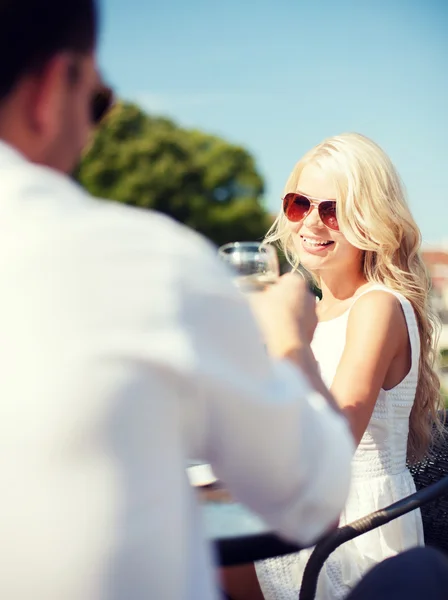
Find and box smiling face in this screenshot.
[288,163,364,277]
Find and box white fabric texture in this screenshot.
[0,141,354,600]
[256,285,424,600]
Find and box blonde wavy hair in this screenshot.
[266,132,444,462]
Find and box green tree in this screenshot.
[76,102,272,246]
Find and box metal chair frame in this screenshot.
[298,474,448,600]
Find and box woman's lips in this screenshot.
[300,236,335,254]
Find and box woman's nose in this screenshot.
[303,205,322,228]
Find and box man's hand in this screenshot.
[249,273,317,358]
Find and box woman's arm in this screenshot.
[330,290,411,445]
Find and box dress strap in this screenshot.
[347,285,420,375]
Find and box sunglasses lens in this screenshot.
[319,201,339,230]
[92,86,113,125]
[283,193,311,222]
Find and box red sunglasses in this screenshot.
[283,192,339,231]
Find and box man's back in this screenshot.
[0,142,353,599]
[0,143,222,598]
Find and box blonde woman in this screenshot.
[226,133,444,600]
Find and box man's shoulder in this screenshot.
[1,156,217,261]
[82,192,219,266]
[0,153,231,294]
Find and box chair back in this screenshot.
[408,411,448,552]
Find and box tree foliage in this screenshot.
[76,102,272,246]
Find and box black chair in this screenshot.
[299,421,448,600]
[408,431,448,551]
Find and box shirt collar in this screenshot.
[0,139,28,167]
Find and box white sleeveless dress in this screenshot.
[255,285,425,600]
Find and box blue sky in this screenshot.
[98,0,447,245]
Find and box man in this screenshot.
[0,2,354,599]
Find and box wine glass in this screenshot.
[218,241,280,292]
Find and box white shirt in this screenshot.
[0,141,353,600]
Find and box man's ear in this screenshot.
[27,54,74,137]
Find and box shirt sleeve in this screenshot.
[180,244,354,546]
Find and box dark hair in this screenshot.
[0,0,98,101]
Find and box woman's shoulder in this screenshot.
[349,287,405,323]
[347,285,415,345]
[351,284,412,312]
